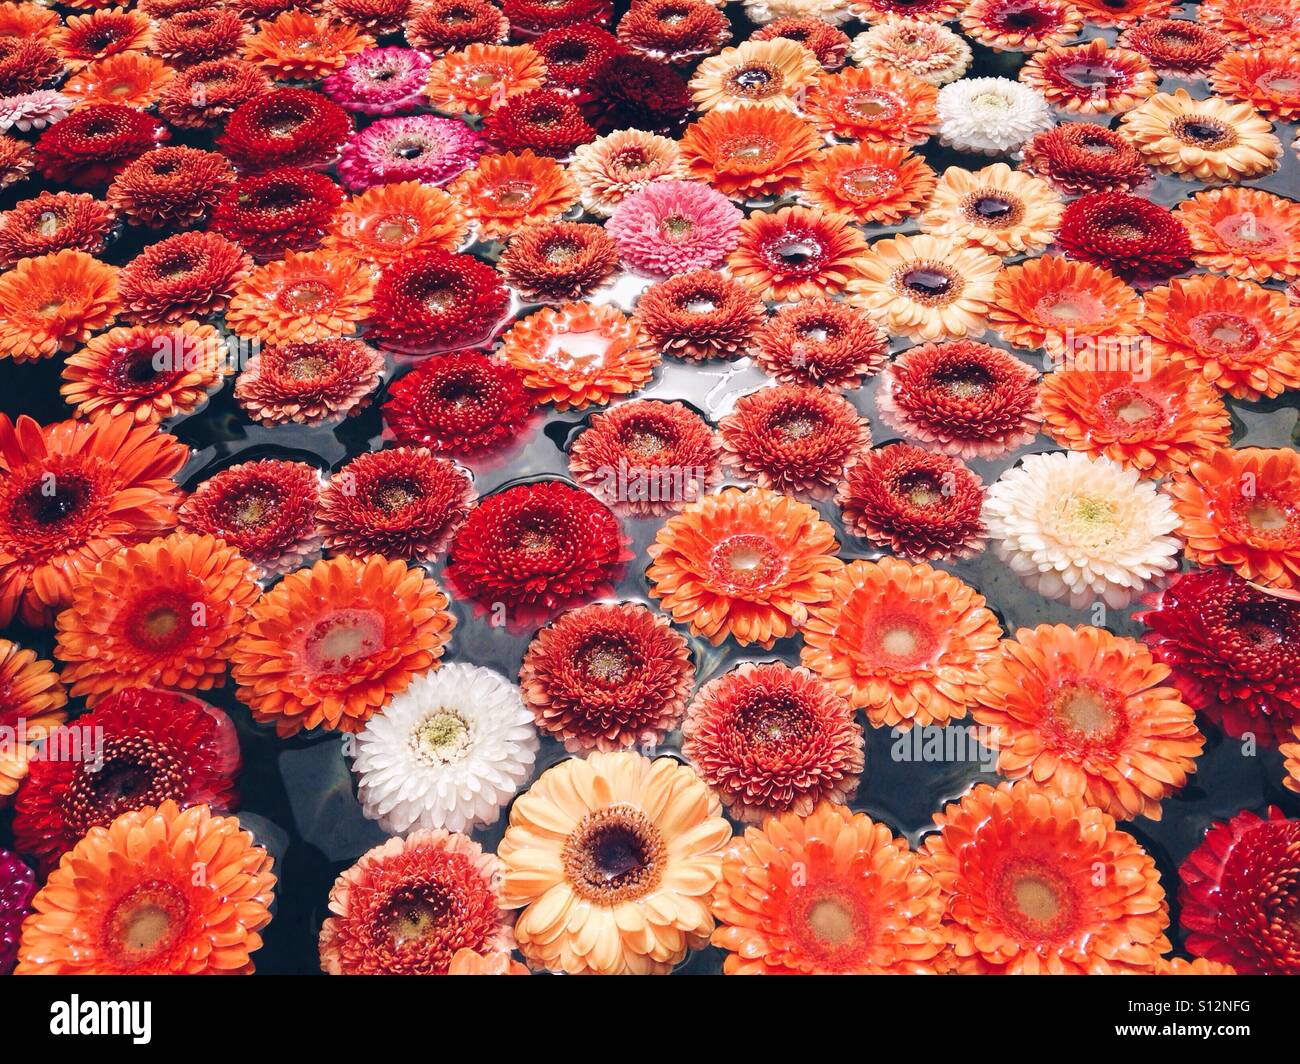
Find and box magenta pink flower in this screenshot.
[606,179,743,277]
[323,48,433,116]
[337,115,483,192]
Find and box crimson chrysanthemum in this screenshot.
[209,167,344,260]
[118,231,251,324]
[1119,18,1229,76]
[34,103,166,189]
[317,447,475,561]
[1019,123,1151,197]
[633,269,764,363]
[1056,192,1192,282]
[504,0,609,32]
[152,7,249,65]
[585,53,693,135]
[532,25,624,93]
[406,0,508,54]
[499,222,619,303]
[728,206,866,303]
[218,88,352,172]
[156,58,270,130]
[519,600,694,752]
[0,191,115,269]
[837,444,986,561]
[235,338,384,427]
[482,87,594,156]
[617,0,729,63]
[105,146,234,230]
[367,250,508,354]
[753,299,889,390]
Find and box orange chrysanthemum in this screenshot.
[16,800,276,975]
[0,250,118,363]
[678,104,821,201]
[224,250,375,346]
[1139,273,1300,401]
[425,43,546,116]
[922,780,1172,974]
[799,141,937,226]
[243,10,372,80]
[54,532,261,705]
[1211,48,1300,123]
[0,638,67,800]
[1072,0,1174,24]
[63,52,174,108]
[971,624,1205,821]
[727,206,865,302]
[1167,447,1300,590]
[801,557,1001,729]
[324,181,466,266]
[498,303,658,411]
[448,150,577,241]
[647,486,839,648]
[712,802,945,975]
[1040,358,1232,478]
[231,554,455,737]
[1173,187,1300,283]
[803,64,939,144]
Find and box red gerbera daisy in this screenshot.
[153,7,249,66]
[1056,191,1192,283]
[753,16,851,69]
[503,0,610,33]
[533,25,625,93]
[366,250,509,355]
[727,206,866,302]
[406,0,508,55]
[481,87,594,156]
[0,191,115,269]
[584,52,692,134]
[1119,18,1229,76]
[55,8,152,67]
[616,0,729,64]
[235,338,384,427]
[754,299,889,390]
[632,269,765,363]
[34,104,167,189]
[12,688,240,874]
[156,58,271,130]
[1020,123,1151,197]
[105,147,235,230]
[118,231,251,324]
[218,89,352,172]
[837,443,986,560]
[499,222,619,303]
[209,167,344,260]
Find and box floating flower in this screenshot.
[64,52,174,108]
[728,206,865,302]
[1071,0,1173,22]
[499,222,619,303]
[689,38,821,113]
[846,233,999,342]
[678,104,820,201]
[877,341,1041,460]
[803,557,1000,728]
[585,53,694,135]
[923,780,1171,974]
[338,114,483,192]
[243,9,372,80]
[713,801,945,975]
[54,532,261,704]
[34,103,166,188]
[850,0,962,21]
[448,949,529,974]
[16,800,275,975]
[568,398,722,516]
[921,162,1061,258]
[568,128,684,219]
[984,450,1180,609]
[231,554,455,737]
[209,167,343,260]
[323,46,430,115]
[156,58,269,129]
[482,87,593,155]
[849,17,971,85]
[425,43,544,116]
[533,25,622,92]
[55,8,153,68]
[1119,18,1228,77]
[0,134,33,189]
[319,830,511,975]
[0,190,115,269]
[325,181,466,267]
[804,64,938,144]
[754,299,888,390]
[152,8,249,66]
[619,0,730,64]
[353,663,536,835]
[236,338,384,427]
[800,142,936,227]
[225,250,374,346]
[0,250,118,363]
[1285,729,1300,793]
[519,601,694,752]
[106,146,234,230]
[504,0,611,33]
[1173,187,1300,283]
[1019,122,1151,196]
[0,89,70,133]
[0,638,67,799]
[407,0,508,54]
[961,0,1082,50]
[647,486,839,647]
[1210,47,1300,124]
[1200,0,1300,44]
[936,77,1053,155]
[218,88,353,172]
[117,231,250,324]
[367,250,508,354]
[449,149,577,240]
[1020,38,1156,116]
[633,269,764,363]
[838,444,987,561]
[1056,191,1191,282]
[0,850,34,975]
[607,179,742,277]
[499,751,731,975]
[1119,88,1282,183]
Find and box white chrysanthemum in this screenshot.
[937,77,1054,155]
[353,663,538,835]
[982,451,1181,610]
[743,0,852,26]
[850,19,972,86]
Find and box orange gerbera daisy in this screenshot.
[1020,38,1156,115]
[55,8,152,68]
[919,162,1062,257]
[1211,48,1300,123]
[448,150,577,241]
[243,10,372,80]
[727,206,866,302]
[16,800,276,975]
[922,780,1171,974]
[0,250,118,363]
[971,624,1205,821]
[1168,447,1300,590]
[988,254,1140,357]
[1174,187,1300,282]
[1139,273,1300,401]
[1200,0,1300,44]
[0,638,67,800]
[54,532,260,705]
[678,104,821,201]
[63,52,174,108]
[0,1,59,39]
[646,486,839,648]
[224,250,375,346]
[1157,956,1239,974]
[61,321,230,424]
[324,181,466,266]
[425,43,546,116]
[803,64,939,144]
[231,554,455,737]
[1283,724,1300,794]
[448,949,529,975]
[0,413,187,627]
[498,303,658,411]
[1040,358,1231,478]
[1071,0,1174,24]
[712,801,945,975]
[801,557,1002,729]
[799,142,937,225]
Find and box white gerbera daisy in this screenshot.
[743,0,852,26]
[982,450,1181,610]
[937,77,1054,155]
[353,662,538,835]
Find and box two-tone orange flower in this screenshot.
[324,181,467,267]
[678,104,821,201]
[63,52,174,108]
[243,10,372,80]
[803,64,939,143]
[224,251,375,346]
[425,42,546,115]
[727,206,865,301]
[799,142,937,226]
[448,150,577,240]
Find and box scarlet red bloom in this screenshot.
[1120,18,1229,76]
[837,443,986,560]
[13,689,240,874]
[499,222,619,303]
[382,353,535,457]
[406,0,508,54]
[445,480,627,621]
[504,0,610,32]
[0,36,60,96]
[754,300,889,390]
[533,26,625,92]
[728,206,866,302]
[367,250,509,354]
[318,447,474,561]
[157,59,270,130]
[1057,192,1191,283]
[209,167,343,260]
[118,231,251,324]
[0,191,114,269]
[153,7,249,65]
[34,104,166,189]
[617,0,728,63]
[585,53,692,134]
[1020,123,1151,197]
[105,147,234,230]
[235,338,383,427]
[54,8,152,66]
[633,269,765,363]
[482,88,594,156]
[218,89,352,172]
[754,17,851,68]
[1180,807,1300,974]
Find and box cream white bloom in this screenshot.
[744,0,852,25]
[937,77,1054,155]
[982,450,1181,610]
[353,662,538,835]
[850,19,972,86]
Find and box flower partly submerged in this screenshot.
[919,162,1062,258]
[224,251,375,346]
[0,249,118,363]
[727,205,866,302]
[800,141,937,226]
[688,37,822,113]
[1120,88,1282,183]
[1173,186,1300,283]
[0,848,35,975]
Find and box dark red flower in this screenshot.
[209,167,344,259]
[753,16,851,69]
[106,146,235,230]
[503,0,611,33]
[0,36,61,96]
[616,0,730,64]
[235,338,384,426]
[1057,192,1192,283]
[119,231,252,324]
[152,7,249,66]
[142,0,219,15]
[178,458,321,573]
[12,688,241,875]
[1137,568,1300,745]
[1180,807,1300,974]
[633,269,766,362]
[382,352,535,456]
[584,53,692,134]
[482,88,595,155]
[325,0,411,35]
[532,25,625,93]
[157,58,271,130]
[1119,18,1228,76]
[499,221,619,302]
[406,0,508,54]
[34,105,167,189]
[836,443,987,560]
[754,299,889,390]
[519,601,694,752]
[0,192,115,269]
[233,0,310,18]
[367,250,509,354]
[0,849,34,975]
[218,89,353,172]
[56,8,151,65]
[318,447,474,561]
[445,480,627,620]
[1020,123,1152,197]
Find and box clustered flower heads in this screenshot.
[0,0,1293,982]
